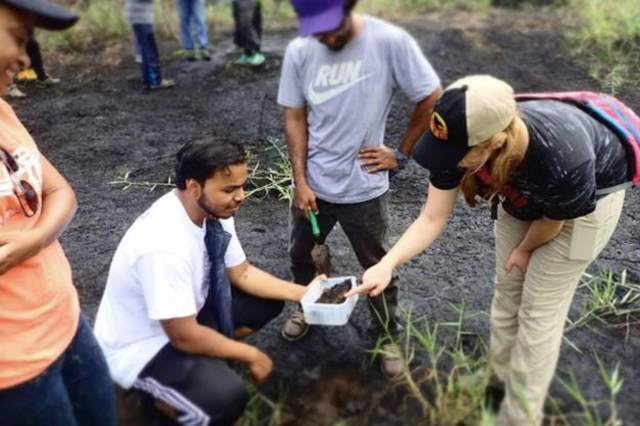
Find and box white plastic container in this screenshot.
[301,276,359,326]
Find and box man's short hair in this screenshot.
[175,135,247,190]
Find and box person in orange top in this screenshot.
[0,1,117,425]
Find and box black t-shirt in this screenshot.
[429,100,629,221]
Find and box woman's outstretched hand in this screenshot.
[346,261,394,298]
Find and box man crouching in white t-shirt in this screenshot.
[94,136,322,426]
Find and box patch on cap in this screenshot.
[430,111,448,141]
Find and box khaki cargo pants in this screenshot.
[491,191,626,426]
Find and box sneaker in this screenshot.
[246,52,265,66]
[380,343,404,379]
[134,54,142,64]
[281,310,310,341]
[17,68,37,82]
[234,54,250,65]
[40,76,60,86]
[146,79,175,90]
[200,48,212,61]
[6,84,26,98]
[185,50,196,62]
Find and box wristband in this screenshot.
[394,148,410,168]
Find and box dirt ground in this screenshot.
[11,6,639,426]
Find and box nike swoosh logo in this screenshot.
[307,73,373,105]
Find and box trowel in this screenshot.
[307,208,331,277]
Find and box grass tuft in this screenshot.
[560,0,640,92]
[566,269,640,335]
[246,137,292,201]
[235,383,286,426]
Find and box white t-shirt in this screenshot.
[94,190,246,388]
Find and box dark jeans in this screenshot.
[232,0,262,55]
[132,23,163,87]
[133,288,283,426]
[0,315,117,426]
[289,192,399,333]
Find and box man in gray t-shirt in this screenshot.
[277,0,442,377]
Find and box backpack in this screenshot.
[515,92,640,195]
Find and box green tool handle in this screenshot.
[307,208,321,239]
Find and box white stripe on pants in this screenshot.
[132,377,210,426]
[491,191,625,426]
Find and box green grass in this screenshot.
[245,137,293,201]
[234,382,286,426]
[40,0,496,53]
[561,0,640,92]
[369,294,630,426]
[368,301,496,426]
[40,1,128,51]
[108,170,175,192]
[40,0,298,52]
[39,0,640,95]
[565,269,640,335]
[359,0,491,15]
[548,357,623,426]
[107,137,292,201]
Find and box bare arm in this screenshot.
[397,85,444,157]
[285,107,309,187]
[161,316,273,384]
[348,183,458,297]
[159,262,324,383]
[284,107,317,218]
[505,216,565,274]
[358,86,444,173]
[0,154,77,274]
[227,260,313,302]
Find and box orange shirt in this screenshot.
[0,98,80,389]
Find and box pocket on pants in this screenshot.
[568,218,598,261]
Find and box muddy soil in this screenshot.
[315,280,352,304]
[11,6,639,426]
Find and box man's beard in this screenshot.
[197,194,229,219]
[324,34,350,51]
[322,17,353,52]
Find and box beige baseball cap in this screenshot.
[413,75,517,172]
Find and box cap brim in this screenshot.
[298,4,343,37]
[3,0,79,30]
[412,131,471,173]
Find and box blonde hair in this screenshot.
[460,117,523,207]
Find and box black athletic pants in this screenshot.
[288,192,400,333]
[133,288,283,426]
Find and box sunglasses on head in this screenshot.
[0,147,39,218]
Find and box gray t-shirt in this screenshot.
[277,16,440,203]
